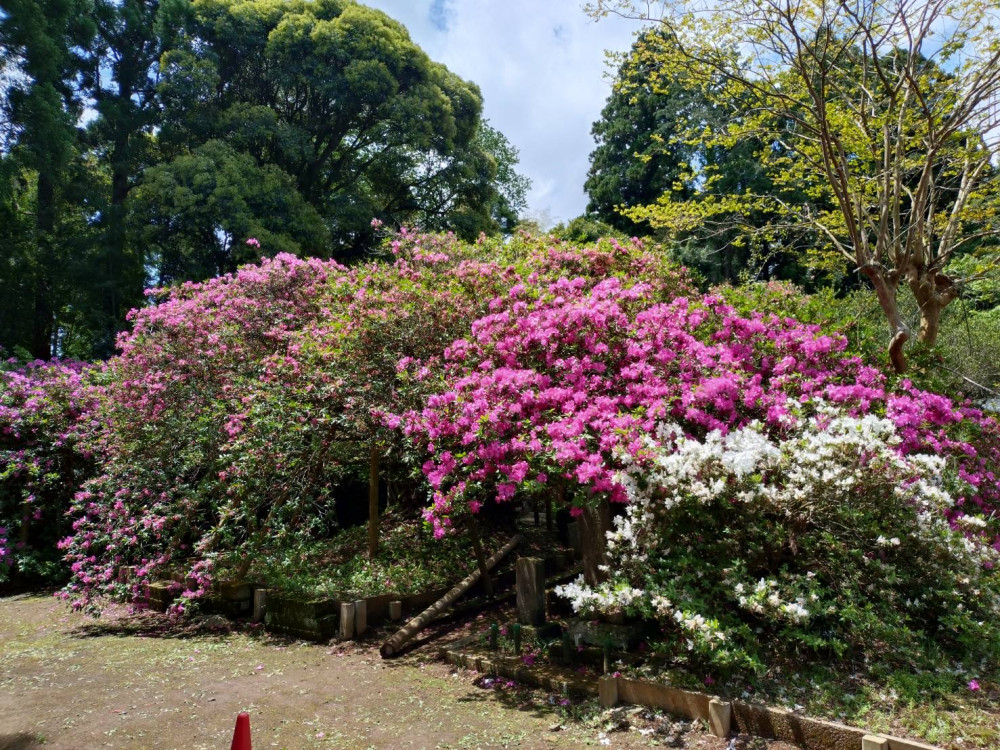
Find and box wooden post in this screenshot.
[598,676,618,707]
[339,602,356,640]
[708,698,731,738]
[252,588,268,623]
[468,516,493,598]
[515,557,546,625]
[368,444,379,558]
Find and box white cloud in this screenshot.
[361,1,644,225]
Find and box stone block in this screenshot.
[353,599,367,636]
[863,738,889,750]
[388,600,402,620]
[339,601,355,640]
[598,676,618,707]
[263,594,339,640]
[566,619,645,650]
[709,698,732,738]
[516,557,546,625]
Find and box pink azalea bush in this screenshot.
[59,231,683,610]
[402,279,1000,541]
[32,225,999,662]
[0,358,95,584]
[397,261,1000,669]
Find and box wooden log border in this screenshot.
[439,645,942,750]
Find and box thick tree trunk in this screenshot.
[578,499,611,587]
[367,444,380,558]
[917,301,941,346]
[910,270,955,349]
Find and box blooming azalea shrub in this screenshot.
[555,401,1000,672]
[0,359,95,584]
[60,231,683,610]
[400,256,1000,669]
[61,253,341,609]
[403,278,1000,535]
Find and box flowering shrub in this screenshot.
[0,359,95,584]
[50,227,1000,633]
[60,231,682,609]
[555,401,1000,671]
[404,271,1000,536]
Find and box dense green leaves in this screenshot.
[0,0,528,358]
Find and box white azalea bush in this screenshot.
[557,400,1000,673]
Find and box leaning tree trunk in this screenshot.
[863,267,909,374]
[380,535,522,658]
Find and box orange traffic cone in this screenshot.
[231,711,251,750]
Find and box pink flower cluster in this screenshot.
[402,272,1000,547]
[0,358,94,582]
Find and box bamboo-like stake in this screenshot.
[379,534,522,658]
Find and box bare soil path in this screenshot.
[0,594,794,750]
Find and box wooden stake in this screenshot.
[368,444,380,558]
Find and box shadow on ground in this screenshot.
[0,734,45,750]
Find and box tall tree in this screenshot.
[149,0,523,263]
[81,0,181,356]
[585,28,704,235]
[0,0,96,358]
[585,28,810,284]
[589,0,1000,372]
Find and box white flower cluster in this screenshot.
[559,398,1000,637]
[734,579,812,623]
[554,575,645,613]
[672,607,727,646]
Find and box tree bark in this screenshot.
[863,267,909,374]
[578,499,611,586]
[380,534,521,658]
[368,444,380,558]
[910,270,956,348]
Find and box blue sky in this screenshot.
[361,1,645,226]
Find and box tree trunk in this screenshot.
[31,172,56,359]
[380,534,521,658]
[578,499,611,586]
[368,444,380,558]
[917,300,941,346]
[910,270,955,348]
[863,268,908,374]
[467,516,493,598]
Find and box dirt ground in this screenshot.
[0,593,799,750]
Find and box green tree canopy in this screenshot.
[153,0,524,260]
[585,28,812,285]
[589,0,1000,372]
[0,0,529,357]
